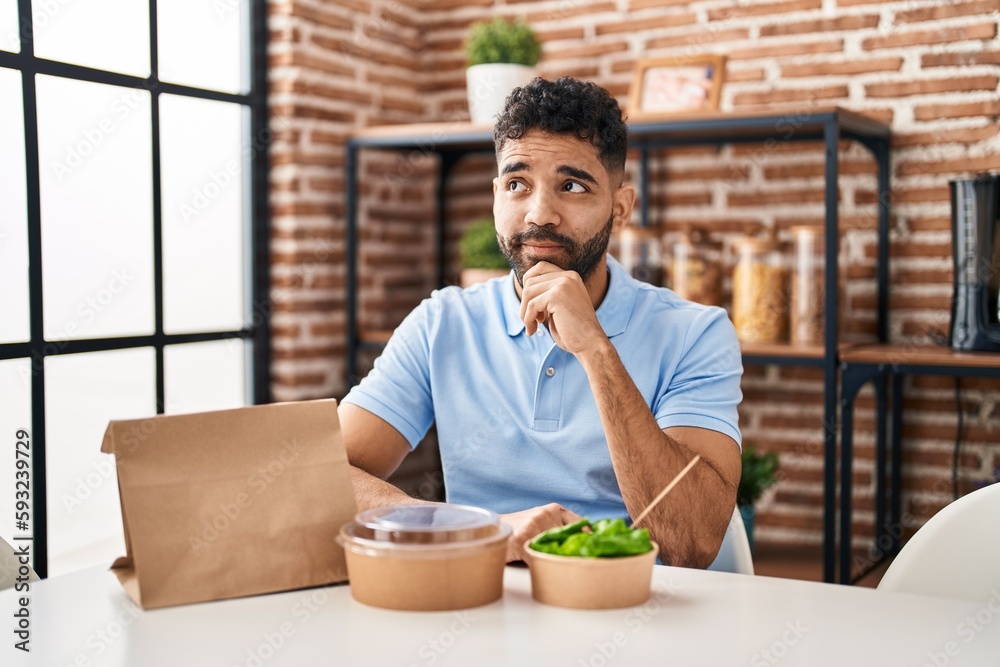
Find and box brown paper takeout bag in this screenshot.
[101,398,356,610]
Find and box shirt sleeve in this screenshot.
[341,297,437,449]
[653,306,743,447]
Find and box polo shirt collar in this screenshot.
[501,255,637,338]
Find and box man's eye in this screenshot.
[508,181,526,192]
[563,181,587,193]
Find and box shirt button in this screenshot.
[545,367,556,377]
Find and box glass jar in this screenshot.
[618,226,663,285]
[671,229,723,306]
[732,236,788,344]
[790,226,825,346]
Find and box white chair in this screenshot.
[707,506,755,574]
[877,482,1000,601]
[1,536,39,590]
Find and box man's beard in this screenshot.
[498,212,615,287]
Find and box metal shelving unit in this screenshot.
[344,107,892,583]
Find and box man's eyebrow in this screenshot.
[558,165,598,185]
[500,161,530,176]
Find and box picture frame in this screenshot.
[627,55,727,120]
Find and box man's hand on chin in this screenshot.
[500,503,584,563]
[518,262,606,355]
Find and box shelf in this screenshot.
[841,344,1000,372]
[347,106,890,152]
[345,104,892,586]
[740,343,824,367]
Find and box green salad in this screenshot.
[528,518,653,558]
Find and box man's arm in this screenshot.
[577,344,740,568]
[340,402,581,562]
[340,402,428,510]
[520,261,740,567]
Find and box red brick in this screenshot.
[892,124,1000,148]
[629,0,699,8]
[893,267,951,285]
[726,67,767,83]
[781,57,902,77]
[896,154,1000,178]
[896,0,1000,24]
[708,0,822,21]
[727,187,830,206]
[270,370,329,388]
[526,1,616,22]
[855,186,949,205]
[914,99,1000,121]
[268,51,354,78]
[866,76,999,98]
[646,191,715,207]
[733,84,848,106]
[862,23,998,51]
[761,14,880,37]
[309,322,342,337]
[646,27,750,50]
[763,161,876,179]
[273,344,344,361]
[596,12,697,35]
[730,39,843,61]
[269,323,301,339]
[922,50,1000,68]
[545,40,629,60]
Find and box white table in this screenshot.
[4,564,999,666]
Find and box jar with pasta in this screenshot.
[671,229,723,306]
[732,236,788,344]
[790,226,824,346]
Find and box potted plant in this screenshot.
[737,445,779,554]
[465,17,541,125]
[460,218,510,287]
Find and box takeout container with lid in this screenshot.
[338,503,511,611]
[523,538,659,610]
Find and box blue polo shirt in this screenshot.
[343,255,742,521]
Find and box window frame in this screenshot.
[0,0,271,578]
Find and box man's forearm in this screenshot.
[349,465,431,512]
[577,340,736,568]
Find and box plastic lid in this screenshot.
[788,225,822,236]
[618,226,660,240]
[734,236,782,252]
[346,504,502,545]
[675,227,722,251]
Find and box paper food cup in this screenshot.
[338,504,511,611]
[523,538,659,609]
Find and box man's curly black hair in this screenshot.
[493,77,628,181]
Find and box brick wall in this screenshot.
[268,0,1000,557]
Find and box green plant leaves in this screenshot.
[466,17,541,67]
[460,218,508,269]
[528,518,653,558]
[738,446,779,507]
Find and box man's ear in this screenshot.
[492,177,499,196]
[611,183,637,232]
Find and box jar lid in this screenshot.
[618,226,660,240]
[346,504,502,545]
[675,227,722,251]
[734,236,782,252]
[788,225,823,236]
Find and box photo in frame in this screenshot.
[627,55,727,120]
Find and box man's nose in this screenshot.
[523,189,560,227]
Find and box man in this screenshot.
[340,77,742,567]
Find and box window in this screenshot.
[0,0,270,578]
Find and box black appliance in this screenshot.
[950,174,1000,352]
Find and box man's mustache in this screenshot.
[511,226,577,250]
